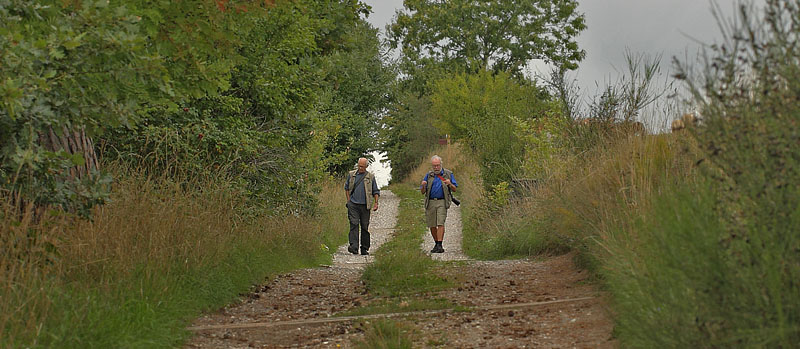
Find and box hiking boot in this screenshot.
[434,245,445,253]
[360,249,369,256]
[348,246,358,254]
[430,244,439,253]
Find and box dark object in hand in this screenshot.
[451,197,461,206]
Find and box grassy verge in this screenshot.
[360,184,453,297]
[1,171,347,347]
[459,133,692,265]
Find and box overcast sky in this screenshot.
[362,0,765,127]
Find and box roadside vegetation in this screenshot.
[0,172,348,347]
[1,0,387,347]
[386,0,799,347]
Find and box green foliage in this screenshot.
[388,0,587,76]
[429,69,559,188]
[0,0,170,210]
[123,0,245,101]
[317,20,396,173]
[97,0,392,212]
[487,181,511,208]
[513,103,571,179]
[384,0,587,185]
[1,0,393,213]
[382,93,440,182]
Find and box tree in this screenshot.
[0,1,171,214]
[319,20,396,174]
[430,69,554,187]
[388,0,587,76]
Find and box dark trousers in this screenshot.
[347,202,371,252]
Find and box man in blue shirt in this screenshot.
[344,157,380,255]
[420,155,457,253]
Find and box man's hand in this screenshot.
[420,180,427,194]
[442,178,452,186]
[373,201,379,211]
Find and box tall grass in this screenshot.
[0,166,347,347]
[601,1,800,345]
[458,1,800,346]
[605,176,800,347]
[460,130,697,263]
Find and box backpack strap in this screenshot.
[350,171,366,196]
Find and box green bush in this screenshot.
[430,69,559,189]
[383,93,440,183]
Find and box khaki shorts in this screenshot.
[425,199,447,227]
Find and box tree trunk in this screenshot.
[39,125,100,179]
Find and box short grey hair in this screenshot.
[431,155,442,163]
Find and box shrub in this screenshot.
[430,69,559,189]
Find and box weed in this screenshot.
[353,320,413,349]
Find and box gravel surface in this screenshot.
[185,189,615,348]
[186,191,401,348]
[331,190,399,269]
[420,202,470,261]
[413,255,615,348]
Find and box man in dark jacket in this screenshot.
[344,157,380,255]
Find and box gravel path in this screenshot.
[332,190,399,269]
[185,188,615,348]
[421,201,470,261]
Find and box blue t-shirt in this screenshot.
[423,171,457,199]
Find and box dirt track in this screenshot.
[186,190,615,348]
